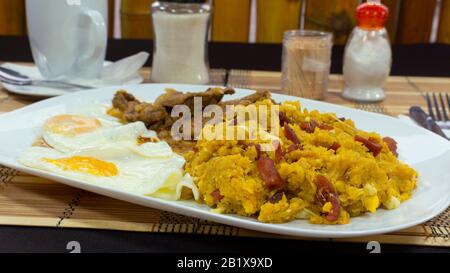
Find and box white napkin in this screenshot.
[0,52,150,96]
[9,51,149,87]
[397,114,450,138]
[99,52,150,86]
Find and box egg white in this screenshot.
[76,103,123,127]
[19,146,198,199]
[43,121,148,153]
[19,108,199,200]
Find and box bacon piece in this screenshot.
[257,156,285,190]
[286,144,303,154]
[316,175,336,201]
[210,189,224,203]
[301,119,333,132]
[273,140,283,163]
[317,123,334,130]
[329,142,341,152]
[383,136,398,157]
[325,194,341,222]
[354,135,382,156]
[315,175,340,222]
[300,120,318,133]
[284,122,301,144]
[278,112,290,126]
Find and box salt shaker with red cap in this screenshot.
[342,0,391,102]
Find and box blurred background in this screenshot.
[1,0,449,45]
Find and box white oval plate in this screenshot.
[0,84,448,238]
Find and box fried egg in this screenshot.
[19,112,199,201]
[42,114,146,152]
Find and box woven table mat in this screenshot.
[0,67,448,247]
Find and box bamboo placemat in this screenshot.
[0,67,448,247]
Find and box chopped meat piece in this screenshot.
[112,88,235,130]
[325,194,341,222]
[113,90,139,111]
[316,175,336,201]
[354,135,382,156]
[300,120,319,133]
[138,104,169,129]
[210,189,224,203]
[301,119,334,133]
[158,129,196,154]
[156,87,235,111]
[122,101,142,122]
[220,90,273,107]
[257,156,285,190]
[286,144,303,154]
[284,122,301,144]
[329,142,341,152]
[301,120,333,132]
[278,112,290,126]
[273,140,283,163]
[383,136,398,157]
[315,175,340,222]
[317,123,334,130]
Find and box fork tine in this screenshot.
[432,93,442,121]
[439,93,448,121]
[447,93,450,118]
[426,93,436,120]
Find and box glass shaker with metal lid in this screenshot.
[151,0,211,84]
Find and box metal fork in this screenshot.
[0,66,93,90]
[425,92,450,129]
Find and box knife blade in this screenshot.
[409,106,449,140]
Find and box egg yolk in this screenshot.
[363,195,380,213]
[44,115,101,136]
[44,156,118,177]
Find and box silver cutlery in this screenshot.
[425,92,450,130]
[409,106,449,140]
[0,66,93,90]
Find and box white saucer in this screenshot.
[0,62,145,98]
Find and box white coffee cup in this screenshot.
[26,0,108,80]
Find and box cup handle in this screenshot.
[78,9,107,71]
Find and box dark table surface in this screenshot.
[2,36,450,77]
[0,36,449,253]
